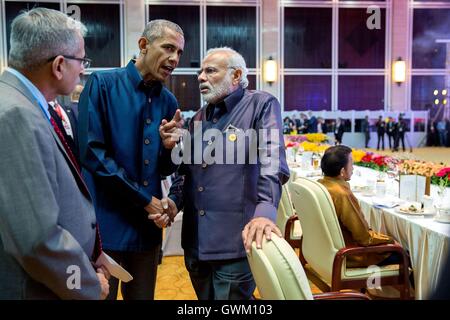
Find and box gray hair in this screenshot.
[9,7,87,71]
[205,47,249,89]
[142,19,184,43]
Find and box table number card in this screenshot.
[399,175,426,202]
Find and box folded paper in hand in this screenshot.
[96,252,133,283]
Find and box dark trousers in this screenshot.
[377,133,385,150]
[395,133,405,151]
[365,132,370,148]
[387,134,393,149]
[184,254,255,300]
[105,245,161,300]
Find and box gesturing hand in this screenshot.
[160,109,183,150]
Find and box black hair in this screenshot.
[320,145,353,177]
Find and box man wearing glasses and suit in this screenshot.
[0,8,108,299]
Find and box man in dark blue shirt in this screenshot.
[163,47,289,300]
[78,19,184,300]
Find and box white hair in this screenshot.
[9,7,87,71]
[205,47,249,89]
[142,19,184,43]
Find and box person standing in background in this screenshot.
[387,117,395,150]
[376,115,385,151]
[334,117,345,145]
[361,115,370,149]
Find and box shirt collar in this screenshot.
[322,176,351,188]
[126,60,162,96]
[5,67,50,120]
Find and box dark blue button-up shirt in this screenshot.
[78,60,178,251]
[169,86,289,260]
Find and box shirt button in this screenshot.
[207,140,213,145]
[143,180,149,187]
[199,210,205,216]
[144,138,150,145]
[148,98,152,103]
[144,159,150,165]
[146,118,152,125]
[198,186,204,192]
[202,163,207,169]
[213,118,218,124]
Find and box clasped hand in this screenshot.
[145,196,178,228]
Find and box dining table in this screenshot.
[290,163,450,299]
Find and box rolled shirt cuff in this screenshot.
[254,202,277,222]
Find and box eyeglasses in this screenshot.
[47,55,92,69]
[197,66,236,77]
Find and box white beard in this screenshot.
[201,76,233,104]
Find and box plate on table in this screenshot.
[395,205,435,216]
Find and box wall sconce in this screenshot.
[392,57,406,86]
[263,56,277,85]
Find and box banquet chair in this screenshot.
[289,177,411,299]
[276,182,302,250]
[247,233,369,300]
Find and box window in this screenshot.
[206,6,257,68]
[412,9,450,69]
[339,8,386,69]
[148,5,200,68]
[411,76,446,115]
[282,2,389,112]
[68,3,121,68]
[338,76,384,111]
[284,76,331,111]
[284,7,332,68]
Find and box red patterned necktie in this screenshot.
[48,110,103,261]
[49,116,80,173]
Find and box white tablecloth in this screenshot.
[290,164,450,299]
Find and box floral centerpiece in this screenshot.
[398,160,445,179]
[304,133,328,143]
[299,141,330,153]
[431,167,450,189]
[353,152,390,172]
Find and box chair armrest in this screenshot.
[285,215,299,239]
[332,241,410,290]
[313,291,370,300]
[336,242,405,258]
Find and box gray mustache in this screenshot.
[199,85,211,90]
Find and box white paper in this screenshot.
[95,252,133,283]
[399,175,426,202]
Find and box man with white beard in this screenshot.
[161,47,289,300]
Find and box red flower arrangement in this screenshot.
[355,152,389,171]
[436,167,450,178]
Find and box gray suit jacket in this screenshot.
[0,70,101,299]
